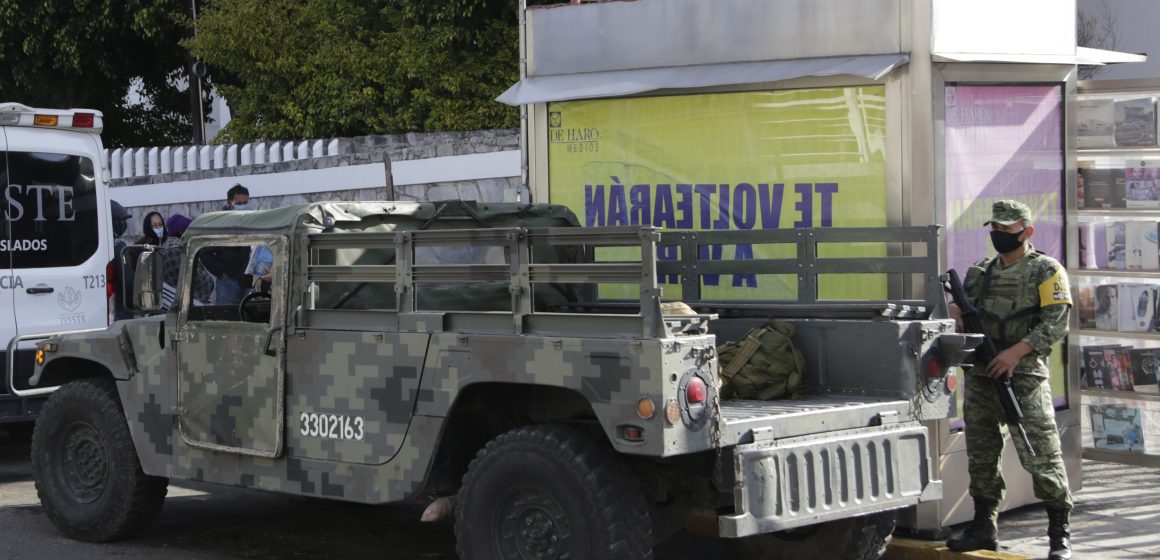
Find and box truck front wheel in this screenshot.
[455,425,653,559]
[734,511,897,560]
[31,377,168,542]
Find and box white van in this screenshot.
[0,103,113,423]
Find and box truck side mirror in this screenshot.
[131,249,165,314]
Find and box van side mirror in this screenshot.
[131,249,165,314]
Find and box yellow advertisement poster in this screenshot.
[547,86,889,300]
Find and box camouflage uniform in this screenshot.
[961,202,1073,515]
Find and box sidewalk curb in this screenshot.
[885,538,1032,560]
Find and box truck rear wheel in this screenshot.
[734,511,897,560]
[31,377,168,542]
[455,425,652,559]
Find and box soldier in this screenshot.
[946,200,1073,560]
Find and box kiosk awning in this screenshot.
[933,48,1147,65]
[497,53,910,106]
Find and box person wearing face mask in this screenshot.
[945,200,1074,560]
[135,211,168,246]
[203,184,254,305]
[223,183,252,211]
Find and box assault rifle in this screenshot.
[944,269,1036,457]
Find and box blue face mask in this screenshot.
[152,227,165,238]
[233,203,251,211]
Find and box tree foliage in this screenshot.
[0,0,196,147]
[186,0,522,142]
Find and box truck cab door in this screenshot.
[3,127,107,396]
[0,131,16,399]
[174,235,287,457]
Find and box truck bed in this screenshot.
[718,395,912,446]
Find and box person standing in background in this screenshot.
[204,184,253,304]
[223,183,251,211]
[110,201,132,320]
[135,211,168,246]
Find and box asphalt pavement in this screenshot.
[4,425,1157,559]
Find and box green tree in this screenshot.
[185,0,521,142]
[0,0,198,147]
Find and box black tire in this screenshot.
[31,377,168,542]
[455,424,652,560]
[734,511,898,560]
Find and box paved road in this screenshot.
[0,426,730,560]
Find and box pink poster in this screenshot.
[944,84,1067,415]
[945,85,1064,275]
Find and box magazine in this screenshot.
[1083,168,1126,209]
[1078,98,1117,148]
[1125,161,1160,208]
[1082,344,1113,389]
[1114,97,1158,148]
[1091,404,1146,452]
[1094,284,1119,330]
[1128,347,1160,387]
[1125,221,1160,269]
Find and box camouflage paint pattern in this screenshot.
[33,202,718,504]
[36,316,714,504]
[31,202,939,526]
[963,249,1071,378]
[962,246,1073,512]
[963,373,1072,511]
[285,330,430,464]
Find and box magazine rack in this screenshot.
[1074,78,1160,467]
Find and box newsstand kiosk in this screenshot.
[500,0,1142,535]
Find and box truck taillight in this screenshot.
[923,354,944,378]
[72,113,94,128]
[686,377,707,404]
[33,114,58,126]
[106,259,116,324]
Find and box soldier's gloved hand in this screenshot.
[986,342,1032,379]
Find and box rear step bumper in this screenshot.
[718,422,940,538]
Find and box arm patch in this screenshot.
[1038,268,1072,306]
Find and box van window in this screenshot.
[3,152,99,268]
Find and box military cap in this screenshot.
[983,200,1032,226]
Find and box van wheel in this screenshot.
[455,425,652,560]
[31,377,168,542]
[734,511,897,560]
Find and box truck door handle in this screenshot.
[262,326,283,357]
[26,285,54,295]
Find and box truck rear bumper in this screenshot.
[718,422,940,538]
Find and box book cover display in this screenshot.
[1083,167,1127,209]
[1095,284,1119,331]
[1090,404,1146,452]
[1126,161,1160,208]
[1078,98,1117,148]
[1106,221,1126,269]
[1082,344,1113,389]
[1128,347,1160,387]
[1076,282,1097,328]
[1116,283,1156,332]
[1126,221,1160,269]
[1114,97,1158,148]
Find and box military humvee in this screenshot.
[25,201,976,559]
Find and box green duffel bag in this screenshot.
[717,319,807,400]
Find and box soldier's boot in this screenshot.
[1046,507,1072,560]
[946,498,999,552]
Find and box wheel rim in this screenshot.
[59,421,109,504]
[496,487,573,560]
